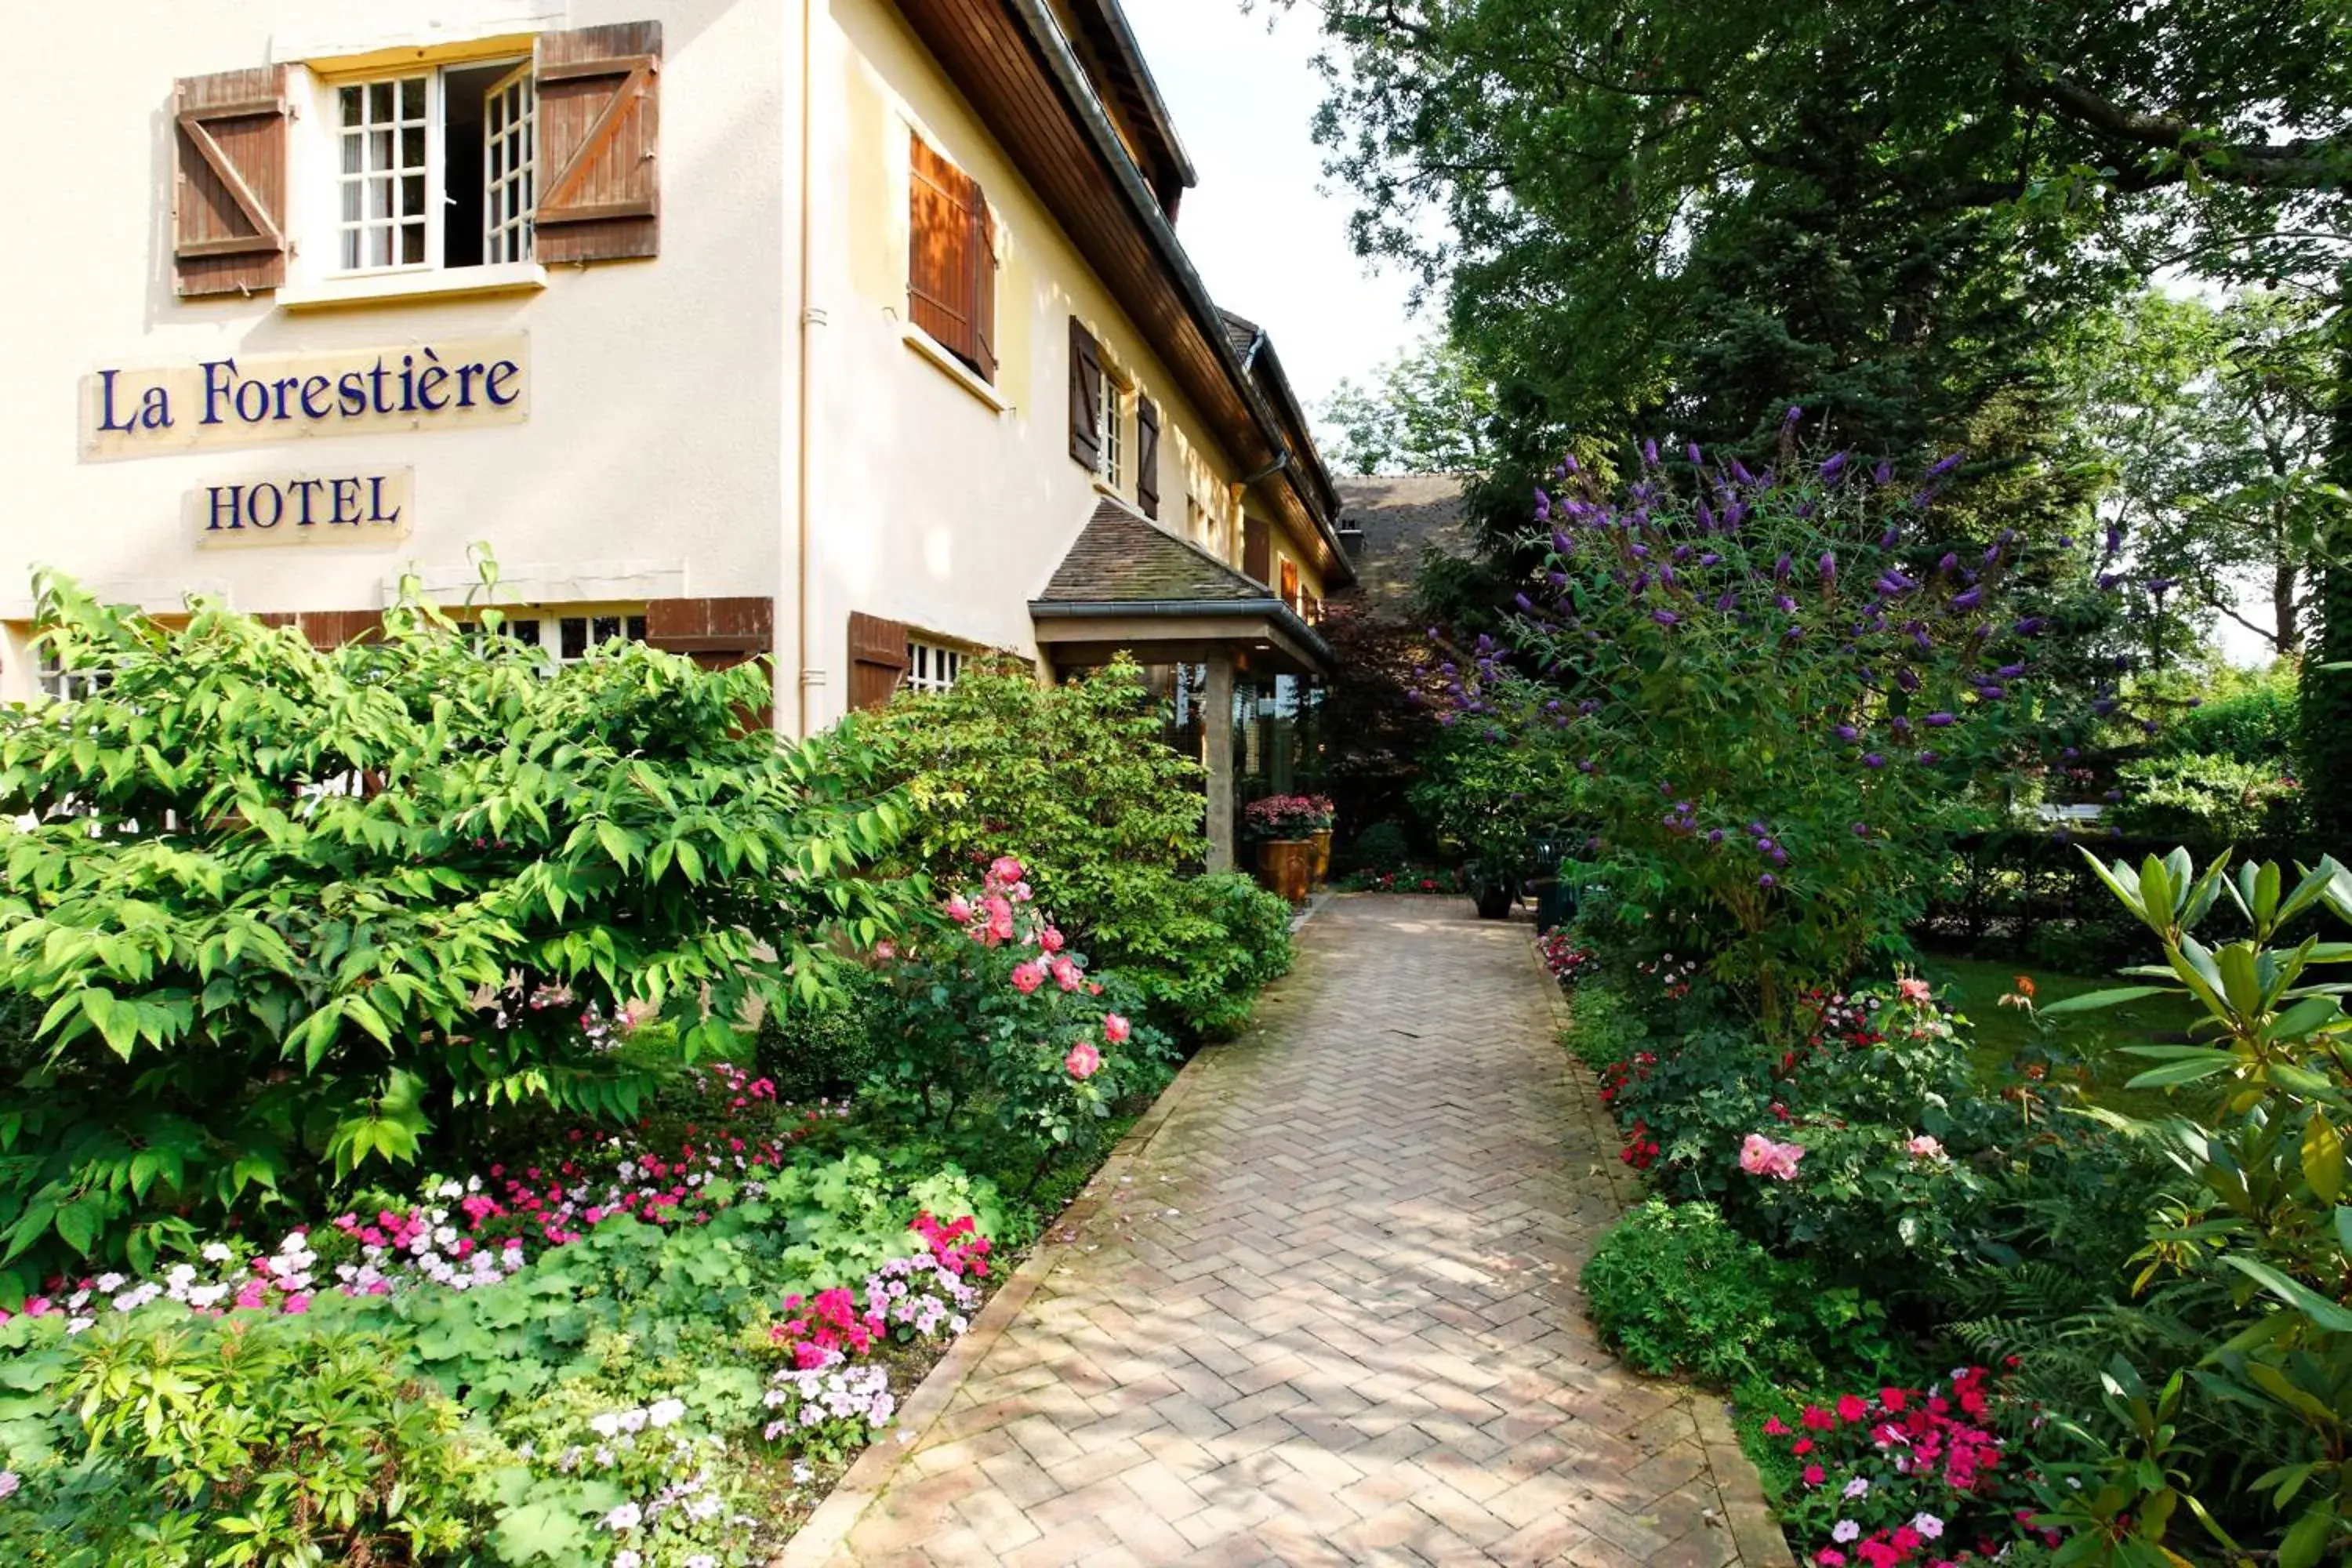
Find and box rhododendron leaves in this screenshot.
[2037,985,2176,1016]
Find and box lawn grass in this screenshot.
[1917,952,2211,1120]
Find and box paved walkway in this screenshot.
[811,895,1784,1566]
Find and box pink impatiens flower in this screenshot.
[1065,1042,1102,1080]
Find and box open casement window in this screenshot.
[1069,319,1103,470]
[1097,375,1126,490]
[1134,397,1161,519]
[534,23,662,262]
[318,57,537,274]
[848,612,910,712]
[908,135,996,381]
[1243,517,1272,585]
[172,67,292,296]
[452,611,648,672]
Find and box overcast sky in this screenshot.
[1120,0,1424,430]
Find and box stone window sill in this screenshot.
[279,261,548,310]
[902,325,1010,413]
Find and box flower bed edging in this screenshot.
[1530,928,1795,1568]
[774,1022,1221,1566]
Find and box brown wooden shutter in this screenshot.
[645,597,774,654]
[535,23,662,263]
[1280,558,1301,612]
[909,136,973,359]
[848,612,909,712]
[1135,396,1161,519]
[1243,517,1272,584]
[968,186,997,383]
[172,67,289,297]
[1069,318,1102,469]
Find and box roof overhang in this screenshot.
[892,0,1354,590]
[1029,597,1334,675]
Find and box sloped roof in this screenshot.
[1039,501,1274,604]
[1333,474,1474,616]
[1221,310,1262,361]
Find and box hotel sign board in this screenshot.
[82,333,528,460]
[189,467,414,548]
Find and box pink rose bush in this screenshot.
[862,855,1171,1159]
[1740,1133,1808,1181]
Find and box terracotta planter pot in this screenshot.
[1308,828,1334,884]
[1254,838,1313,904]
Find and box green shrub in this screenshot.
[1340,818,1412,873]
[1561,978,1648,1072]
[2109,750,2304,842]
[853,657,1290,1036]
[2165,666,2297,764]
[1581,1199,1893,1388]
[0,1314,488,1567]
[0,572,916,1303]
[1115,873,1294,1040]
[757,967,886,1100]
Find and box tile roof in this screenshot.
[1218,309,1261,362]
[1039,501,1274,604]
[1333,474,1475,617]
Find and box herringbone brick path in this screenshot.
[824,895,1780,1566]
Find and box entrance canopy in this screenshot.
[1029,501,1334,677]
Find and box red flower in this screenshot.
[1878,1387,1907,1413]
[1802,1465,1825,1486]
[1801,1405,1835,1431]
[1836,1393,1869,1423]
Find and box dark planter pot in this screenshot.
[1473,880,1516,920]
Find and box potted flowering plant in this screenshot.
[1244,795,1324,902]
[1303,796,1338,884]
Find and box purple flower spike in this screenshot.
[1774,553,1794,581]
[1852,822,1870,837]
[2015,616,2046,636]
[1923,712,1956,727]
[1820,452,1849,481]
[1864,753,1886,769]
[1708,828,1726,844]
[1513,593,1534,613]
[1819,551,1838,584]
[1834,724,1859,742]
[1534,487,1552,521]
[1937,553,1958,573]
[1872,459,1893,486]
[1918,750,1942,764]
[1927,450,1966,479]
[1784,405,1803,426]
[1642,437,1660,466]
[1686,441,1704,467]
[1759,873,1777,889]
[1651,609,1679,626]
[1952,587,1983,611]
[1715,592,1738,612]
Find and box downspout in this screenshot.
[793,0,817,737]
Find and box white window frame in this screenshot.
[483,61,537,265]
[460,612,648,673]
[904,637,965,695]
[36,648,107,703]
[1097,374,1125,490]
[306,55,536,283]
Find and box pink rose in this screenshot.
[989,855,1025,886]
[874,940,895,960]
[1051,956,1081,992]
[1103,1012,1131,1044]
[1065,1042,1102,1080]
[1039,927,1065,953]
[985,896,1014,944]
[946,895,973,924]
[1896,976,1933,1004]
[1740,1133,1806,1180]
[1010,961,1046,995]
[1906,1134,1944,1160]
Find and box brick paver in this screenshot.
[824,895,1782,1566]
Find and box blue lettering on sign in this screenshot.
[201,477,406,532]
[100,344,521,437]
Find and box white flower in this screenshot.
[0,1470,18,1501]
[792,1461,814,1485]
[65,1317,93,1335]
[1842,1476,1870,1500]
[201,1243,232,1263]
[1832,1520,1860,1543]
[647,1398,687,1429]
[1912,1514,1945,1541]
[94,1272,125,1292]
[613,1555,641,1568]
[588,1413,622,1439]
[600,1502,642,1533]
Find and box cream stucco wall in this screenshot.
[0,0,795,699]
[800,0,1311,731]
